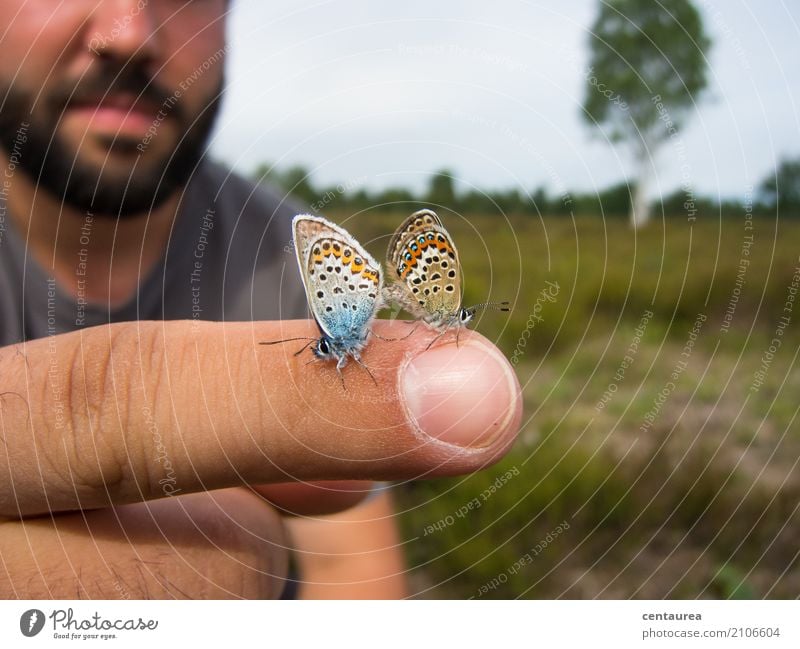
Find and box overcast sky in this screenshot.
[210,0,800,201]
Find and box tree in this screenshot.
[759,157,800,216]
[530,186,550,215]
[597,180,632,216]
[426,169,457,208]
[582,0,711,227]
[280,165,317,206]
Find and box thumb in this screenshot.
[0,319,521,517]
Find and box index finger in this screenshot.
[0,319,522,517]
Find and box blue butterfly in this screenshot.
[262,215,383,377]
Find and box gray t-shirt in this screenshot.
[0,161,307,344]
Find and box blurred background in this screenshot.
[216,1,800,598]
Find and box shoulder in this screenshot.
[184,160,309,319]
[188,160,310,252]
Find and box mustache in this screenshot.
[50,62,184,120]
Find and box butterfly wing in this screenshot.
[386,209,462,327]
[293,215,382,345]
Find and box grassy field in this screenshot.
[332,209,800,598]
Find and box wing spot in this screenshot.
[316,290,324,298]
[445,285,455,292]
[431,273,441,280]
[326,306,333,312]
[448,270,457,278]
[432,286,440,293]
[319,274,327,281]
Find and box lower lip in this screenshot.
[68,105,158,136]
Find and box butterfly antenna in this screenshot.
[468,301,511,313]
[259,336,317,347]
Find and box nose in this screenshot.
[85,0,162,63]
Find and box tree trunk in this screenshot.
[630,163,651,228]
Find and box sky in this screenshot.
[210,0,800,201]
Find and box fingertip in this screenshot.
[399,333,522,450]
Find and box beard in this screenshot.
[0,60,223,218]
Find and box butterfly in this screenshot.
[261,214,383,377]
[385,208,509,333]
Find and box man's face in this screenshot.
[0,0,228,216]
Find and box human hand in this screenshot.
[0,319,521,598]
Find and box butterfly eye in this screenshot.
[318,338,330,355]
[459,308,474,324]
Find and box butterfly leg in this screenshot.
[335,356,349,391]
[424,327,449,351]
[294,339,317,356]
[352,353,378,386]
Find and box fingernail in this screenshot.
[401,340,522,448]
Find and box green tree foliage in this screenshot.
[582,0,711,227]
[530,186,550,215]
[254,163,317,206]
[460,189,498,214]
[251,161,766,220]
[656,188,718,217]
[279,165,317,205]
[426,169,457,207]
[759,157,800,215]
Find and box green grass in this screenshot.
[330,210,800,598]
